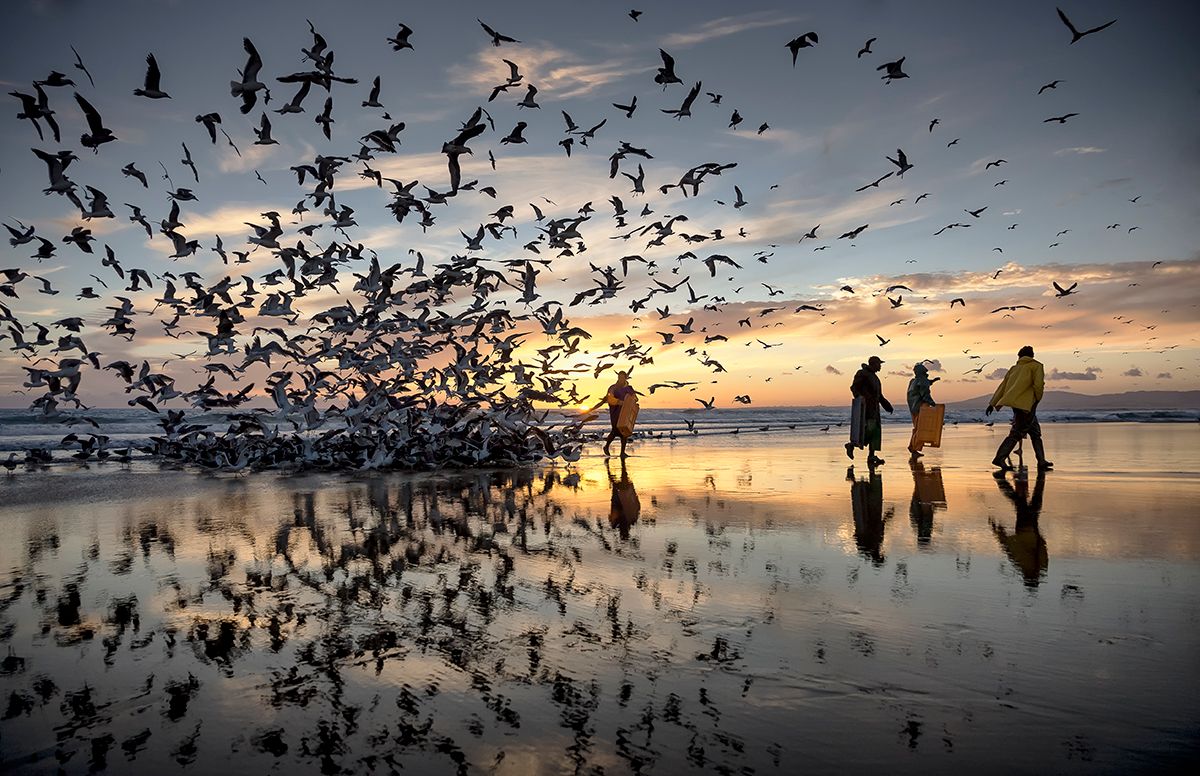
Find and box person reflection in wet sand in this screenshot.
[908,461,947,546]
[989,471,1048,588]
[848,466,889,565]
[607,458,640,539]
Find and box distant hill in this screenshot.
[945,390,1200,411]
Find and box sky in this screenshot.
[1,0,1198,409]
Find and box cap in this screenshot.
[868,355,884,366]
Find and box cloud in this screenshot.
[660,13,804,47]
[825,364,842,375]
[1122,367,1144,377]
[1054,146,1106,156]
[1157,372,1172,379]
[922,358,944,373]
[217,142,280,174]
[986,368,1007,380]
[1048,367,1101,381]
[448,44,643,100]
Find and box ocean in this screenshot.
[1,405,1196,457]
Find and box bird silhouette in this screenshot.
[786,32,819,65]
[877,57,908,83]
[1056,7,1116,44]
[478,19,520,46]
[654,49,682,86]
[133,54,170,99]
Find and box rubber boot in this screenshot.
[991,437,1018,470]
[1031,437,1053,470]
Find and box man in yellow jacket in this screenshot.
[985,346,1054,471]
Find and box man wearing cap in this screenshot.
[846,355,894,468]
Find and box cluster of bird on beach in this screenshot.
[0,5,1173,470]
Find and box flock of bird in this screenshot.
[0,5,1170,471]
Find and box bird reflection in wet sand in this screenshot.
[606,458,640,539]
[848,466,890,564]
[908,461,947,545]
[989,470,1049,587]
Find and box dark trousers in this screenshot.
[1005,408,1042,443]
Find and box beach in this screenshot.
[1,422,1197,773]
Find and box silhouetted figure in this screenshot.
[846,355,894,468]
[906,362,939,459]
[989,471,1048,587]
[908,460,946,545]
[848,466,888,564]
[589,370,637,458]
[607,458,640,539]
[986,345,1054,471]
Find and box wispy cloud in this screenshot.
[218,142,280,174]
[660,13,804,48]
[449,44,644,101]
[1054,146,1106,156]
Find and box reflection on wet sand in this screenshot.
[990,470,1049,588]
[908,461,947,547]
[1,425,1198,773]
[607,458,640,539]
[849,466,890,565]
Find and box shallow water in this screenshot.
[1,424,1198,773]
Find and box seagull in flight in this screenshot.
[877,57,908,83]
[1056,7,1116,44]
[70,45,95,88]
[855,172,893,192]
[886,148,912,175]
[478,19,520,46]
[133,54,170,99]
[786,32,819,66]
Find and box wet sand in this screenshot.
[1,423,1198,773]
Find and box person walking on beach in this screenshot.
[845,355,894,468]
[906,362,938,459]
[986,345,1054,471]
[588,371,637,458]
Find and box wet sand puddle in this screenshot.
[1,425,1198,773]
